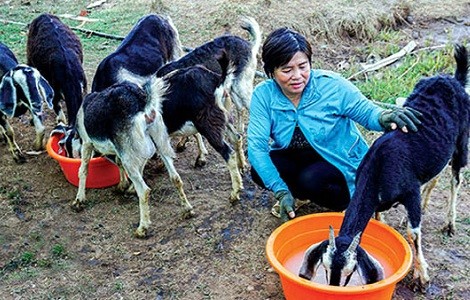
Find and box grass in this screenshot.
[1,3,462,109]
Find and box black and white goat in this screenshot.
[91,13,182,92]
[299,44,469,289]
[161,64,243,202]
[27,13,87,126]
[156,16,262,169]
[156,16,261,127]
[73,77,192,238]
[0,41,54,163]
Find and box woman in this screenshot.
[247,28,421,222]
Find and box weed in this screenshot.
[51,244,66,258]
[20,252,34,265]
[114,280,124,291]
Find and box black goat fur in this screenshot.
[27,13,87,126]
[299,44,469,287]
[91,14,181,92]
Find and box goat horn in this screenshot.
[328,225,336,250]
[346,232,361,254]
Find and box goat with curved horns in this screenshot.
[299,44,469,289]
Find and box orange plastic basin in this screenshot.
[46,134,120,188]
[266,212,412,300]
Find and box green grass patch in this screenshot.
[343,43,458,104]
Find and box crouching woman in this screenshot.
[247,28,422,222]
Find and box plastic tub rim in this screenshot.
[266,212,413,295]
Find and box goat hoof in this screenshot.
[229,194,240,205]
[14,154,27,164]
[134,227,148,238]
[175,144,187,152]
[194,158,206,168]
[182,209,196,219]
[13,150,26,164]
[70,201,84,212]
[442,224,455,236]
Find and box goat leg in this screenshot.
[227,151,243,203]
[404,188,430,290]
[444,168,461,236]
[175,136,189,152]
[225,123,246,171]
[72,142,93,212]
[31,114,46,151]
[1,120,26,163]
[407,225,430,291]
[193,133,208,168]
[421,175,439,213]
[159,154,194,219]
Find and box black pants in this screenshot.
[251,148,350,211]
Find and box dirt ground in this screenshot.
[1,1,470,299]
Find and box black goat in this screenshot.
[73,77,192,238]
[0,41,54,163]
[299,44,469,289]
[91,13,182,92]
[27,13,87,126]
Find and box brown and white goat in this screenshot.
[73,77,192,238]
[27,13,87,126]
[0,41,54,163]
[299,44,469,289]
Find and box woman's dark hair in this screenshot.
[262,28,312,78]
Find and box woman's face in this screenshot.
[273,51,311,102]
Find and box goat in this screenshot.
[299,44,469,289]
[27,13,87,126]
[161,64,243,202]
[0,41,54,163]
[73,77,193,238]
[91,13,182,92]
[156,16,262,169]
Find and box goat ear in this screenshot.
[298,240,329,280]
[50,122,68,137]
[38,76,54,109]
[355,246,385,284]
[0,74,17,117]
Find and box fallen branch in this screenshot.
[347,41,417,80]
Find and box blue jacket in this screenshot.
[247,69,384,197]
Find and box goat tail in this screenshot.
[240,16,262,58]
[454,44,469,90]
[143,76,175,159]
[143,76,168,110]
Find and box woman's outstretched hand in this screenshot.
[275,190,296,222]
[379,107,422,133]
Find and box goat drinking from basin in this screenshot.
[299,44,469,289]
[73,77,192,238]
[27,13,87,126]
[0,41,54,163]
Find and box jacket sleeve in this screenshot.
[336,76,384,131]
[247,86,289,193]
